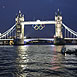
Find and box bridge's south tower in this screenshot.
[55,9,63,38]
[15,10,24,45]
[54,9,64,45]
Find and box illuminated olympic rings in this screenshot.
[32,24,45,30]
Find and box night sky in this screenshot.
[0,0,77,38]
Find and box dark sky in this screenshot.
[0,0,77,38]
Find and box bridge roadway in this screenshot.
[0,38,54,45]
[24,38,77,42]
[0,39,14,41]
[24,38,54,42]
[0,38,77,41]
[0,38,54,41]
[64,38,77,40]
[0,38,77,45]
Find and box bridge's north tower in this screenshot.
[15,10,24,45]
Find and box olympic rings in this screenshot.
[32,24,45,30]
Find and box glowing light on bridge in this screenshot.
[21,20,56,25]
[32,24,45,30]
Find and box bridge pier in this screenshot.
[54,9,64,45]
[14,10,24,45]
[54,37,64,45]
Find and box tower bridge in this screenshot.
[0,9,77,45]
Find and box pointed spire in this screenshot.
[19,10,21,14]
[22,14,24,17]
[57,8,61,16]
[58,8,59,12]
[18,10,22,17]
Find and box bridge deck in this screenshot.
[24,38,54,42]
[64,38,77,40]
[0,39,14,41]
[0,38,77,41]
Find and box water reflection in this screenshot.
[9,45,77,77]
[55,46,63,52]
[50,46,64,71]
[16,45,29,77]
[0,45,77,77]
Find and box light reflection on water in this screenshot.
[15,45,29,77]
[0,45,77,77]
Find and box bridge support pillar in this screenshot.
[14,10,24,45]
[54,9,64,45]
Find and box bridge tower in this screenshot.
[54,9,64,45]
[14,10,24,45]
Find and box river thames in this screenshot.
[0,45,77,77]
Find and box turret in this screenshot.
[15,10,24,23]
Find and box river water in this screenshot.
[0,45,77,77]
